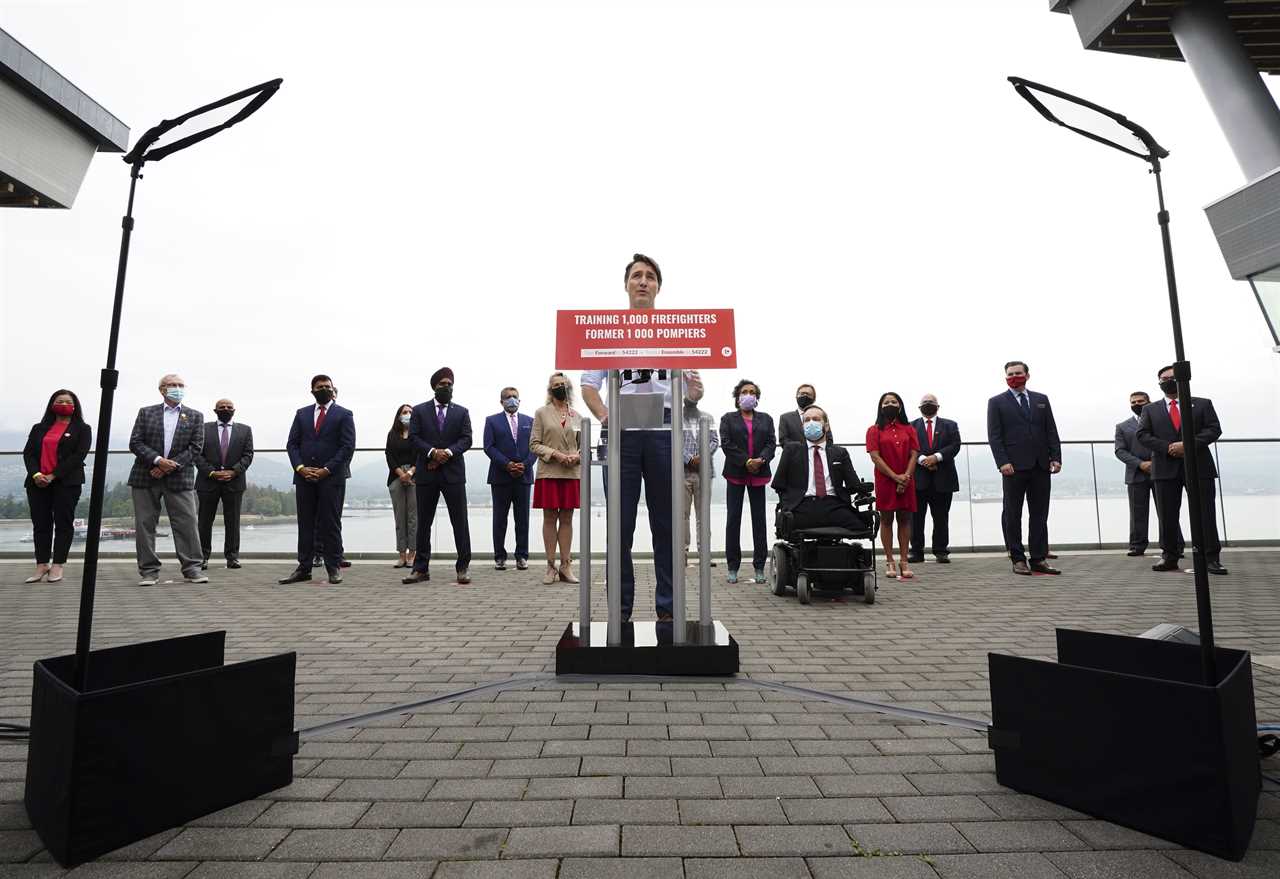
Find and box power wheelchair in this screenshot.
[767,481,881,605]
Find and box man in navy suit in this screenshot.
[1137,364,1226,575]
[483,386,536,571]
[908,393,961,564]
[1114,390,1165,557]
[403,367,473,584]
[279,374,355,585]
[986,361,1062,576]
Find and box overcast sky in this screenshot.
[2,0,1278,454]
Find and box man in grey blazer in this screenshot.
[196,398,254,569]
[127,373,207,586]
[1114,391,1166,557]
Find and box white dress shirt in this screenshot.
[313,401,331,428]
[158,402,181,462]
[581,368,672,408]
[916,417,945,466]
[805,441,835,498]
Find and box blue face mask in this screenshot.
[803,420,824,442]
[164,387,185,403]
[738,393,758,411]
[503,397,519,413]
[399,413,412,425]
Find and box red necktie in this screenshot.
[926,419,934,448]
[314,405,327,433]
[813,447,827,497]
[1169,400,1181,432]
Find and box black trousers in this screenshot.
[1001,467,1051,563]
[1126,480,1155,553]
[313,481,346,561]
[197,484,243,561]
[910,490,954,557]
[1154,476,1217,562]
[789,496,867,531]
[414,481,471,573]
[296,477,344,571]
[725,481,768,571]
[27,483,81,564]
[491,482,531,562]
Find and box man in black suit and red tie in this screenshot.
[195,398,254,570]
[1137,364,1227,575]
[908,393,961,564]
[279,374,355,585]
[986,360,1062,576]
[771,406,868,531]
[403,367,474,585]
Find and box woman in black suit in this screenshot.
[23,390,91,583]
[719,379,776,584]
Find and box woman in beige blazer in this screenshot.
[530,372,582,585]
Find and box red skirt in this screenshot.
[533,477,580,509]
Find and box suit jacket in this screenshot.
[196,421,254,492]
[911,416,961,493]
[483,411,536,485]
[530,404,582,480]
[1137,397,1220,481]
[778,409,835,447]
[286,403,355,485]
[128,404,204,491]
[719,410,777,480]
[986,390,1061,472]
[771,442,862,511]
[1113,416,1153,485]
[23,420,91,489]
[410,400,473,486]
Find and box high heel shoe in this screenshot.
[898,561,915,580]
[558,562,579,584]
[542,565,558,585]
[25,569,49,583]
[885,560,899,579]
[48,565,64,583]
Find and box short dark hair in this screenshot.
[732,378,760,404]
[500,387,519,399]
[796,383,815,396]
[876,391,909,428]
[1158,364,1176,378]
[1003,360,1029,373]
[310,374,333,388]
[1130,391,1151,400]
[40,389,86,428]
[624,253,662,287]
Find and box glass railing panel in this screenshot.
[1213,441,1280,543]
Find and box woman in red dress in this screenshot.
[866,392,919,580]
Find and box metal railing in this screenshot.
[2,439,1277,555]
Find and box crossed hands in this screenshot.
[150,458,179,479]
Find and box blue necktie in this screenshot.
[1018,393,1030,419]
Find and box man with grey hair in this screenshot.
[127,374,207,585]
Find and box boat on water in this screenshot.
[18,518,168,543]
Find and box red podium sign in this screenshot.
[555,309,737,370]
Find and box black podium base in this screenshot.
[989,629,1259,861]
[25,631,298,867]
[556,620,739,675]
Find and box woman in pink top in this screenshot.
[719,379,776,584]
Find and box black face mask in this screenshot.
[434,385,453,404]
[881,405,900,418]
[919,403,938,417]
[312,389,333,405]
[551,386,568,401]
[1131,404,1146,417]
[1159,379,1178,396]
[215,410,234,423]
[796,394,814,410]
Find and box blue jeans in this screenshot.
[604,428,673,618]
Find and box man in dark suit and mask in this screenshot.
[196,398,254,570]
[771,407,867,531]
[908,394,961,564]
[1114,390,1171,558]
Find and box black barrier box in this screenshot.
[25,631,297,867]
[989,628,1258,860]
[556,620,739,675]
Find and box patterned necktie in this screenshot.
[1018,393,1029,419]
[926,419,934,448]
[314,405,326,433]
[509,414,518,442]
[813,447,827,498]
[1169,399,1181,432]
[219,423,229,467]
[437,405,446,430]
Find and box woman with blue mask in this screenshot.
[720,379,776,584]
[385,403,417,568]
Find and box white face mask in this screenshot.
[399,413,411,425]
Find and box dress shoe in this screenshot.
[278,568,312,584]
[138,577,158,587]
[495,559,507,571]
[516,559,529,571]
[1151,559,1181,572]
[227,559,241,569]
[200,561,209,570]
[934,555,951,564]
[185,572,210,583]
[339,559,351,569]
[327,569,343,584]
[1012,560,1031,576]
[1126,549,1145,557]
[1030,561,1061,575]
[906,554,925,564]
[456,568,471,584]
[402,570,431,584]
[1206,560,1229,575]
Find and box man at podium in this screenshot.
[581,253,694,623]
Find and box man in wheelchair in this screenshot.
[771,407,872,532]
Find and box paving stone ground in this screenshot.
[2,549,1279,878]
